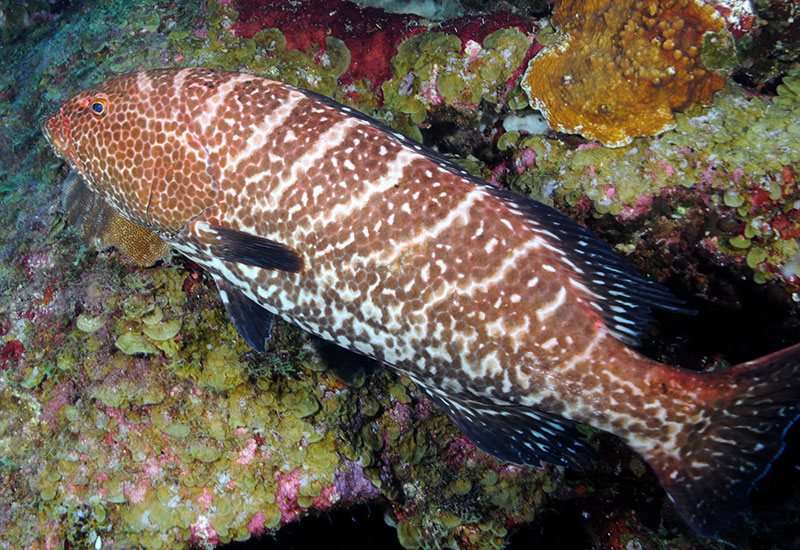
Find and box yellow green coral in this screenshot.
[1,250,558,549]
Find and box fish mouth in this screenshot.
[42,110,70,159]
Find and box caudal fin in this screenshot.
[645,343,800,536]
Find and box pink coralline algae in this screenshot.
[445,435,478,462]
[247,512,266,536]
[123,476,151,505]
[706,0,756,39]
[312,485,338,509]
[274,468,304,523]
[197,487,215,511]
[387,401,413,431]
[189,515,220,547]
[0,339,24,369]
[235,437,258,465]
[272,464,340,525]
[41,381,76,427]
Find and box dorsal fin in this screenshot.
[488,188,693,346]
[299,84,691,345]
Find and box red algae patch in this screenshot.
[231,0,421,89]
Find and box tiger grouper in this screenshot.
[42,68,800,536]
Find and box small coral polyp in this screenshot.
[522,0,727,147]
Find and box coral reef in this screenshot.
[380,25,535,130]
[227,0,536,133]
[230,0,423,93]
[0,243,558,549]
[0,0,54,44]
[731,0,800,90]
[521,0,729,147]
[503,72,800,288]
[0,0,798,549]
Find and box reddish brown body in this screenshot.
[44,68,800,536]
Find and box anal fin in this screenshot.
[212,274,274,353]
[418,384,596,469]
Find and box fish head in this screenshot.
[43,73,159,228]
[43,69,220,234]
[42,80,109,163]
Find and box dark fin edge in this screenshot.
[416,382,596,469]
[647,343,800,536]
[206,224,304,272]
[212,275,275,354]
[62,171,98,230]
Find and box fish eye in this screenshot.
[90,98,108,118]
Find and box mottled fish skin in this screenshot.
[44,68,800,536]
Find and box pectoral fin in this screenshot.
[194,222,303,272]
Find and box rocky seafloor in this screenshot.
[0,0,798,549]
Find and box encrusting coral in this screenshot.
[522,0,728,147]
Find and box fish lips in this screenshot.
[42,109,72,162]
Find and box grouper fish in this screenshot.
[43,68,800,536]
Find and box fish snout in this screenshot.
[42,110,69,155]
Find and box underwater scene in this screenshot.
[1,0,799,548]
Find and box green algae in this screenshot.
[142,318,181,341]
[140,305,164,325]
[189,440,223,463]
[388,382,412,404]
[700,30,739,72]
[76,313,105,333]
[323,36,351,79]
[396,518,423,549]
[498,130,521,151]
[448,477,472,495]
[382,28,532,131]
[505,69,800,284]
[195,342,247,391]
[534,22,560,46]
[115,331,159,355]
[280,389,320,418]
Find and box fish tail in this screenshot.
[645,343,800,536]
